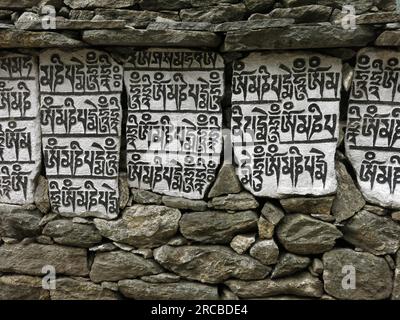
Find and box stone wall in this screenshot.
[0,0,400,300]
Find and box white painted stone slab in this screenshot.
[231,52,342,198]
[124,49,224,199]
[0,52,41,204]
[346,48,400,208]
[39,49,123,218]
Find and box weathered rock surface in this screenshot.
[90,251,162,282]
[377,0,397,11]
[226,272,323,298]
[213,18,295,32]
[341,210,400,255]
[69,9,95,20]
[132,189,162,205]
[267,5,333,22]
[375,31,400,46]
[357,12,400,24]
[39,213,58,227]
[119,174,130,210]
[154,245,270,284]
[15,12,125,30]
[119,279,219,300]
[230,234,256,254]
[280,196,335,215]
[323,249,392,300]
[113,242,134,251]
[34,176,50,214]
[95,9,179,27]
[0,275,49,300]
[36,235,53,245]
[162,196,208,211]
[223,25,376,51]
[179,210,258,244]
[83,29,221,47]
[276,214,342,254]
[208,163,242,198]
[221,288,239,300]
[147,21,214,31]
[271,253,311,279]
[261,202,285,223]
[50,278,119,300]
[0,243,88,276]
[309,258,324,276]
[89,243,117,253]
[94,205,181,248]
[0,210,42,239]
[0,30,84,48]
[43,219,102,248]
[258,202,284,239]
[141,273,180,284]
[132,248,153,259]
[0,0,40,8]
[250,239,279,265]
[180,4,247,23]
[363,204,388,216]
[392,211,400,222]
[210,192,259,211]
[168,236,188,246]
[258,216,274,239]
[65,0,137,8]
[331,162,365,222]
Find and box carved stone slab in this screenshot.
[124,49,224,199]
[231,52,342,198]
[39,49,123,218]
[346,48,400,208]
[0,53,41,204]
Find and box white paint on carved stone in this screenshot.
[346,48,400,209]
[39,49,123,218]
[231,52,342,198]
[124,49,224,199]
[0,52,41,204]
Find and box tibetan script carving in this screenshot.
[232,52,341,197]
[124,49,224,199]
[346,48,400,208]
[39,49,123,218]
[0,53,41,204]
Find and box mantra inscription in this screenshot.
[232,52,341,197]
[39,49,123,218]
[0,53,41,204]
[124,49,224,199]
[346,48,400,208]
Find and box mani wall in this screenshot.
[1,0,400,300]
